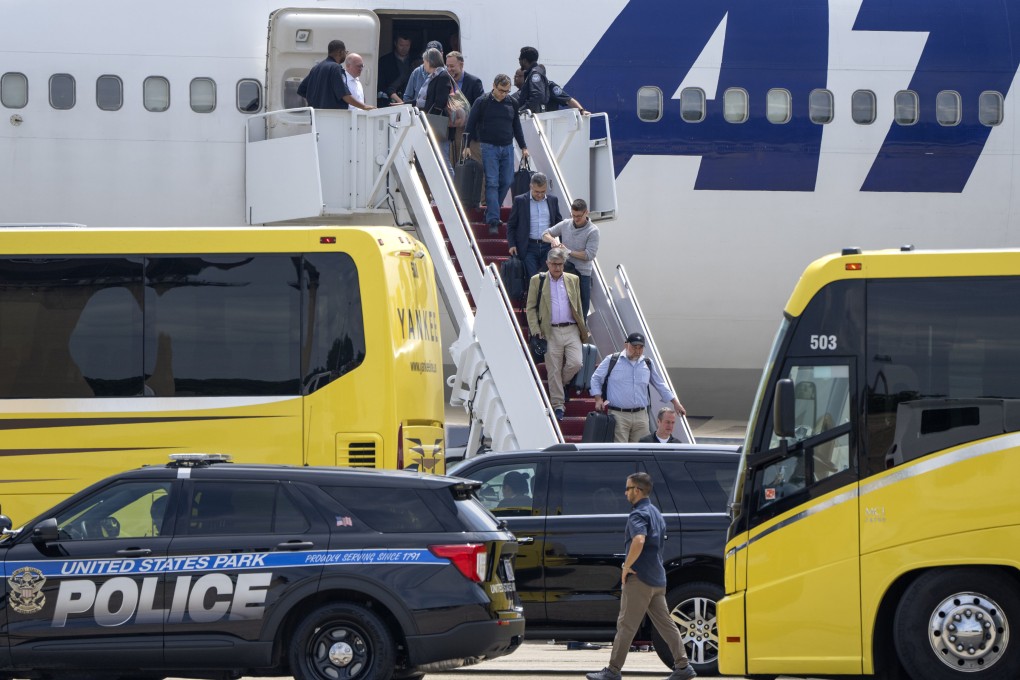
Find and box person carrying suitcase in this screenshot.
[526,248,589,422]
[590,332,686,442]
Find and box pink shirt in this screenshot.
[549,274,573,324]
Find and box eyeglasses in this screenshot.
[495,87,511,94]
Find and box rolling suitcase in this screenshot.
[500,255,527,302]
[574,343,598,392]
[582,410,616,443]
[454,157,483,209]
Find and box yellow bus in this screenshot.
[718,248,1020,680]
[0,226,445,523]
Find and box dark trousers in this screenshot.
[524,240,550,279]
[578,274,592,318]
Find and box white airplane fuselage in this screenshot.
[3,0,1019,417]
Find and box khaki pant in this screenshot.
[546,325,582,410]
[608,577,688,673]
[612,408,650,442]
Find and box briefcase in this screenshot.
[582,411,616,443]
[500,254,527,302]
[511,157,535,198]
[454,157,483,210]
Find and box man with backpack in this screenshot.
[590,333,686,442]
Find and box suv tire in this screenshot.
[651,581,723,676]
[290,603,396,680]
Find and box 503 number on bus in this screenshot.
[809,334,838,351]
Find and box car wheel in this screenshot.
[894,568,1020,680]
[290,603,396,680]
[651,581,723,676]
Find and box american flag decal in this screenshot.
[336,516,353,527]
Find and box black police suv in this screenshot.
[450,443,738,676]
[0,454,523,680]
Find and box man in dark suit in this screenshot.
[507,172,562,279]
[639,407,682,444]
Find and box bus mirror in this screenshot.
[31,518,59,543]
[774,379,796,438]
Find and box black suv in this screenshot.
[0,455,523,680]
[450,443,738,676]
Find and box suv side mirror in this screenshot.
[0,515,12,534]
[773,379,796,439]
[31,518,59,543]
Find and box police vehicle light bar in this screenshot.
[168,453,233,467]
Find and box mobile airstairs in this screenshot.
[244,104,694,456]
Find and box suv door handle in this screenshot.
[116,548,152,557]
[517,536,535,545]
[276,540,315,551]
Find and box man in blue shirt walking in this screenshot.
[586,473,697,680]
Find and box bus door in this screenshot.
[266,8,380,117]
[743,357,861,675]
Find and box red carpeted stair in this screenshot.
[437,206,596,442]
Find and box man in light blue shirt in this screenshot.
[590,332,686,442]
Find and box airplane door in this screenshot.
[266,8,380,113]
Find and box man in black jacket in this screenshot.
[463,74,530,233]
[638,408,682,444]
[507,172,561,279]
[518,46,550,113]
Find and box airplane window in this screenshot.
[894,90,918,126]
[809,89,833,124]
[1,72,28,109]
[723,88,748,123]
[237,79,262,114]
[144,76,170,112]
[851,90,876,125]
[680,88,705,123]
[49,74,75,110]
[637,86,662,122]
[936,90,961,126]
[979,91,1004,126]
[96,75,123,111]
[190,77,216,113]
[766,88,791,124]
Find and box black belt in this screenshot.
[530,238,545,243]
[551,322,575,327]
[608,406,644,413]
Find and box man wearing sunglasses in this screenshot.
[587,473,697,680]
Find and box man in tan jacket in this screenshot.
[526,248,589,421]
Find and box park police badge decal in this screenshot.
[9,566,46,614]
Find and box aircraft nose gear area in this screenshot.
[928,592,1009,671]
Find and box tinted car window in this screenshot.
[659,460,735,513]
[461,462,539,517]
[560,461,636,515]
[657,460,708,513]
[56,481,172,540]
[188,482,309,535]
[324,486,446,532]
[686,462,736,512]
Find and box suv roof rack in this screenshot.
[166,453,233,468]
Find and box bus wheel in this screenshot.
[290,603,396,680]
[651,581,723,676]
[894,568,1020,679]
